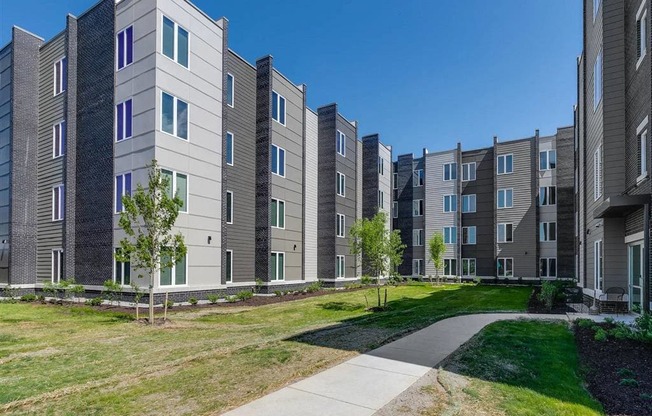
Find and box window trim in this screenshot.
[497,258,514,278]
[594,240,603,292]
[116,25,134,71]
[336,130,346,157]
[162,169,189,214]
[159,252,188,287]
[160,91,189,140]
[226,250,233,283]
[226,73,235,108]
[443,226,457,245]
[116,98,134,142]
[271,198,286,229]
[443,194,457,213]
[637,116,649,183]
[462,258,476,277]
[115,172,132,214]
[539,222,557,242]
[52,184,64,221]
[462,194,476,213]
[497,154,513,175]
[462,226,476,245]
[53,56,67,96]
[272,90,286,126]
[271,144,286,177]
[442,162,457,181]
[497,188,513,209]
[413,229,424,246]
[462,162,476,182]
[637,1,648,69]
[51,249,64,283]
[226,190,233,224]
[226,131,234,166]
[52,120,66,158]
[393,201,398,219]
[413,259,424,276]
[594,145,603,201]
[413,169,424,187]
[378,190,384,209]
[336,255,345,278]
[539,186,557,206]
[336,171,346,197]
[413,199,424,217]
[539,149,557,171]
[270,251,285,281]
[161,15,190,69]
[497,223,513,243]
[336,213,346,238]
[114,248,131,286]
[378,156,384,175]
[443,258,457,276]
[393,172,398,189]
[594,48,603,111]
[539,257,557,278]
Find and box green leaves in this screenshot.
[349,212,406,278]
[428,232,446,270]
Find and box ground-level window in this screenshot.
[540,257,557,278]
[160,253,187,286]
[594,240,603,291]
[413,259,424,276]
[271,252,285,281]
[336,255,345,278]
[444,259,457,276]
[462,258,476,277]
[52,249,63,283]
[226,250,233,283]
[497,258,513,278]
[114,248,131,285]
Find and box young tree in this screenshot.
[428,232,446,284]
[115,160,187,325]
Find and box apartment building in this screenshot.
[393,129,574,280]
[576,0,651,313]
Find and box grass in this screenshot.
[438,320,604,416]
[0,283,529,415]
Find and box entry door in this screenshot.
[628,243,643,313]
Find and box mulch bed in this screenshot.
[575,324,652,416]
[526,287,576,314]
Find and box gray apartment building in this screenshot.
[576,0,651,313]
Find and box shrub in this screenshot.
[473,276,482,285]
[360,276,376,286]
[641,393,652,401]
[619,378,640,388]
[188,297,198,306]
[576,318,595,329]
[36,295,45,303]
[537,281,557,311]
[102,280,122,305]
[236,290,253,301]
[594,328,608,342]
[305,281,322,293]
[85,297,103,307]
[254,278,264,293]
[344,283,362,290]
[273,290,283,297]
[165,300,174,309]
[609,322,633,340]
[207,294,219,304]
[617,368,636,378]
[2,285,18,300]
[633,313,652,343]
[20,294,37,302]
[226,295,237,303]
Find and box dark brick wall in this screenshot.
[556,127,576,278]
[395,153,414,276]
[255,57,272,282]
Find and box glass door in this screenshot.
[628,243,643,314]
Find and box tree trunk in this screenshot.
[149,270,154,325]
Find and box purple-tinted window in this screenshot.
[116,99,133,141]
[117,26,134,70]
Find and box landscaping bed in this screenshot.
[527,285,576,314]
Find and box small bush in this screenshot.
[2,285,18,299]
[226,295,237,303]
[236,290,253,301]
[604,317,615,324]
[305,281,322,293]
[207,294,219,304]
[20,294,37,302]
[537,281,557,311]
[360,276,376,286]
[273,290,283,297]
[344,283,362,290]
[617,368,636,378]
[254,278,264,293]
[619,378,640,388]
[37,295,45,303]
[641,393,652,401]
[576,319,595,329]
[85,297,103,307]
[102,280,122,305]
[188,297,198,306]
[165,300,174,309]
[609,322,633,340]
[594,328,608,342]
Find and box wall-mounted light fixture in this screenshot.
[207,236,212,244]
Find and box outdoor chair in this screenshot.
[599,287,627,315]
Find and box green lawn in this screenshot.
[0,283,529,415]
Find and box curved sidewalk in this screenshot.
[222,313,568,416]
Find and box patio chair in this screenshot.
[599,287,627,315]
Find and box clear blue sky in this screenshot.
[0,0,582,156]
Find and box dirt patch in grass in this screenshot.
[575,324,652,415]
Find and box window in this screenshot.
[162,16,189,67]
[336,172,346,197]
[114,248,131,285]
[53,121,66,158]
[413,199,424,216]
[393,201,398,219]
[378,157,384,175]
[226,191,233,224]
[443,163,457,181]
[497,154,513,174]
[226,250,233,282]
[116,99,133,141]
[539,186,556,206]
[462,162,476,182]
[226,132,234,166]
[539,150,557,170]
[161,92,188,140]
[637,3,647,67]
[444,259,457,276]
[594,240,603,291]
[413,259,424,276]
[272,91,286,125]
[52,249,63,283]
[53,57,67,95]
[271,144,286,177]
[462,194,476,213]
[540,258,557,278]
[52,185,64,221]
[462,258,476,277]
[117,26,134,70]
[115,173,132,213]
[271,198,285,229]
[638,117,648,180]
[160,253,187,286]
[540,222,557,242]
[462,226,476,245]
[226,73,234,107]
[594,145,603,200]
[594,48,602,110]
[270,252,285,281]
[413,229,424,246]
[337,213,345,238]
[497,258,513,277]
[393,172,398,189]
[336,130,346,156]
[413,169,424,187]
[443,195,457,213]
[594,0,601,20]
[162,170,188,212]
[443,227,457,244]
[378,190,384,209]
[497,188,513,209]
[336,255,345,278]
[497,223,513,243]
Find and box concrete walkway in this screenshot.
[222,313,568,416]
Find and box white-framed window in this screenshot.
[594,240,603,291]
[540,257,557,278]
[393,201,398,219]
[116,99,133,141]
[272,91,286,125]
[443,226,457,244]
[53,121,66,158]
[52,184,64,221]
[497,258,513,278]
[114,248,131,285]
[226,250,233,283]
[462,194,476,213]
[226,191,233,224]
[637,117,648,181]
[497,188,513,209]
[540,222,557,242]
[226,73,234,107]
[413,229,424,246]
[594,48,603,110]
[336,130,346,156]
[336,172,346,197]
[497,154,513,175]
[378,156,384,175]
[270,252,285,281]
[594,145,603,200]
[444,259,457,276]
[160,253,187,286]
[161,91,188,140]
[336,213,345,238]
[443,195,457,213]
[53,57,67,96]
[226,132,234,166]
[162,16,189,68]
[462,258,476,277]
[271,144,286,177]
[462,162,476,182]
[539,186,556,206]
[462,226,476,245]
[637,2,648,68]
[378,190,384,209]
[115,173,132,213]
[161,169,188,213]
[336,255,345,278]
[413,169,424,187]
[116,25,134,70]
[271,198,285,229]
[51,249,63,283]
[413,199,424,216]
[497,223,513,243]
[393,172,398,189]
[443,163,457,181]
[413,259,424,276]
[539,149,557,170]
